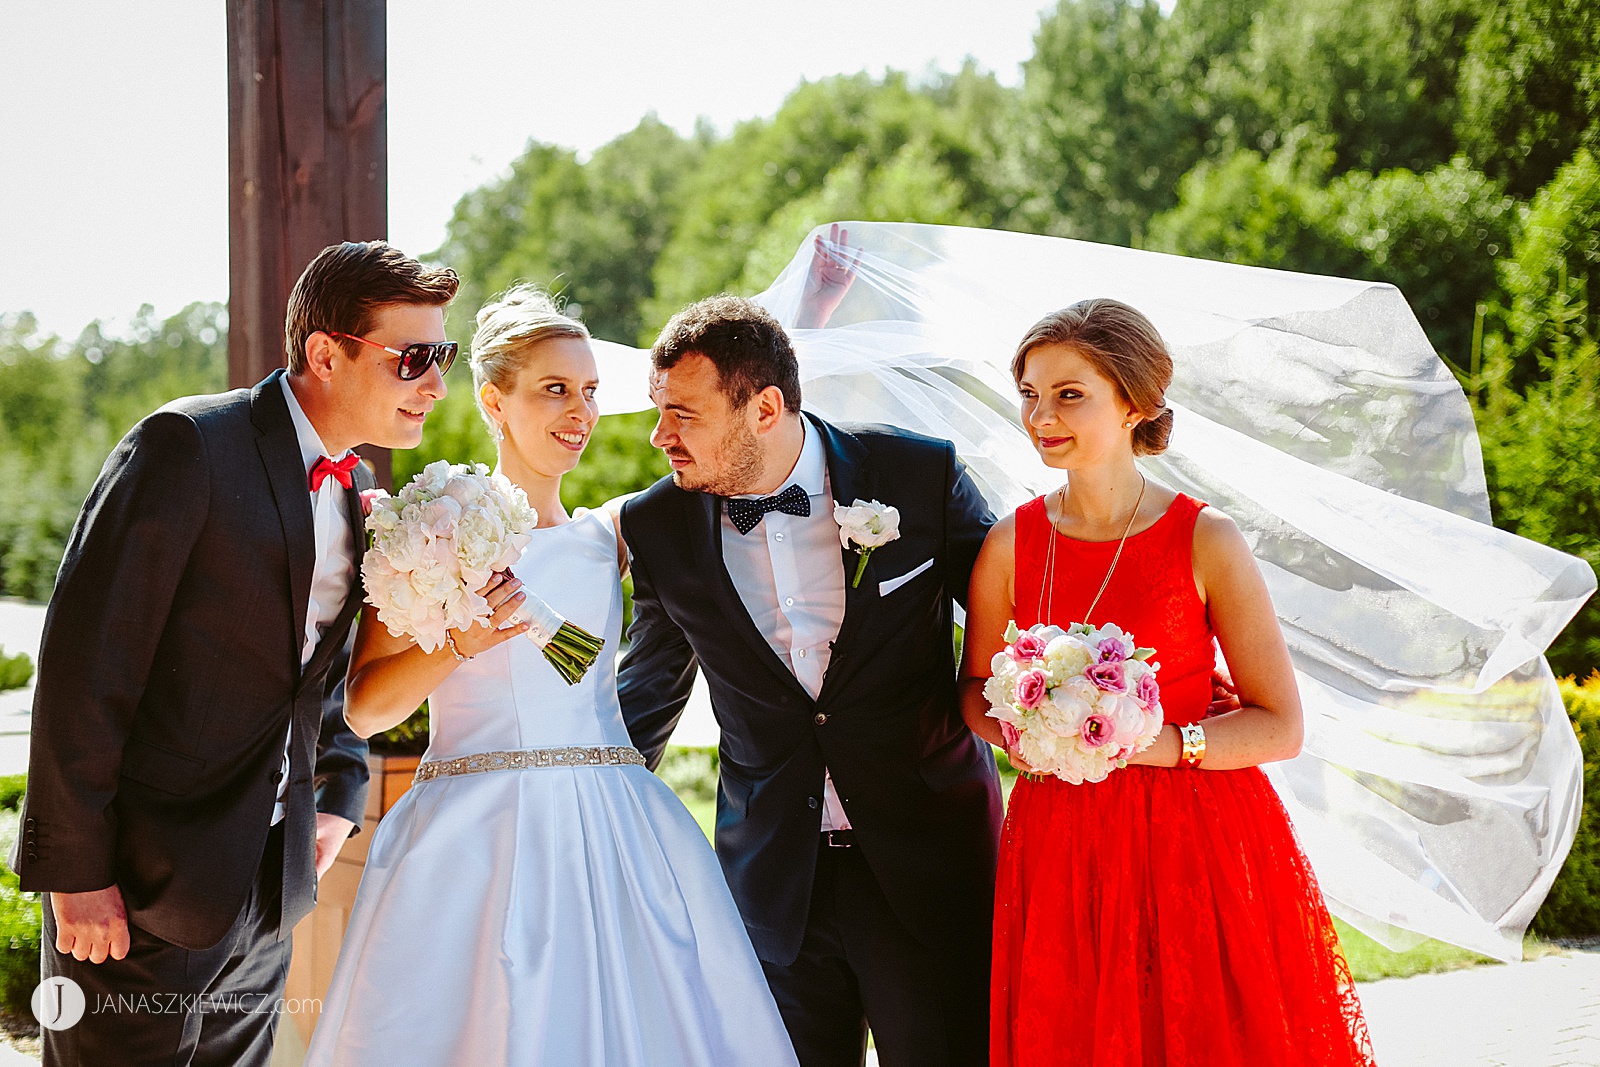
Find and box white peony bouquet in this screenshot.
[983,620,1163,784]
[361,461,604,684]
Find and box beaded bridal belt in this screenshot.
[413,745,646,784]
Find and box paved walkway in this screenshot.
[0,600,44,778]
[1358,949,1600,1066]
[12,952,1596,1066]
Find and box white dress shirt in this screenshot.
[275,376,358,825]
[721,420,852,830]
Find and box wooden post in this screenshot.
[227,0,391,486]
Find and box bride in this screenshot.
[304,286,800,1066]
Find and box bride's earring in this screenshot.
[493,421,505,442]
[1122,420,1135,429]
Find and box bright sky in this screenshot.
[1,0,1055,340]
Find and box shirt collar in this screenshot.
[791,416,827,496]
[278,375,346,477]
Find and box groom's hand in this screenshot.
[51,884,130,964]
[1208,666,1242,716]
[314,813,358,879]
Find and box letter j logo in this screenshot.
[32,976,86,1030]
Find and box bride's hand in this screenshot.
[446,571,532,660]
[794,223,862,328]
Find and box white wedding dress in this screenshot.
[305,509,798,1066]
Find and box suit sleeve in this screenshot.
[17,411,209,892]
[944,442,997,609]
[615,508,699,772]
[313,623,371,832]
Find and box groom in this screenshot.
[618,295,1002,1067]
[14,241,458,1065]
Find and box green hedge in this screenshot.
[0,775,39,1016]
[0,648,31,694]
[1533,674,1600,938]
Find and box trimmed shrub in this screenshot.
[1533,674,1600,937]
[0,649,30,694]
[0,800,40,1017]
[656,747,718,804]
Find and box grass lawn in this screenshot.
[1333,918,1554,983]
[684,795,716,839]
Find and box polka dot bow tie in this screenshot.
[726,483,810,535]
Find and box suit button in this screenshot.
[24,818,34,829]
[813,713,827,726]
[807,797,819,810]
[24,850,36,862]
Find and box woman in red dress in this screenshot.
[961,299,1376,1066]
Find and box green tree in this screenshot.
[1497,148,1600,387]
[1149,148,1514,368]
[1476,316,1600,675]
[1145,141,1354,273]
[1320,159,1516,370]
[647,69,1014,324]
[1457,0,1600,197]
[1208,0,1482,175]
[434,116,705,347]
[1015,0,1209,246]
[0,305,226,601]
[1474,150,1600,673]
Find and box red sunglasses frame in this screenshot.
[328,331,458,380]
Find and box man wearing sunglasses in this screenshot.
[15,241,458,1066]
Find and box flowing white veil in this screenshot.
[593,221,1594,962]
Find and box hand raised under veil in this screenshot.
[598,221,1593,963]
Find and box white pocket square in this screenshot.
[879,558,933,596]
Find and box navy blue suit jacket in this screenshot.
[618,414,1002,965]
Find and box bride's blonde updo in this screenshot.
[1010,298,1175,456]
[470,284,590,434]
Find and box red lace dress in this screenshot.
[990,494,1376,1067]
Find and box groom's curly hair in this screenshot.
[652,295,802,413]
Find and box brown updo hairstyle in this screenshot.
[1010,298,1175,456]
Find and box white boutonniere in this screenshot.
[833,499,901,588]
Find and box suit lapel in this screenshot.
[251,372,314,671]
[812,416,877,706]
[696,490,813,701]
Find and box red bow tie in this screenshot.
[309,453,360,492]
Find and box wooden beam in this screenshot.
[227,0,391,484]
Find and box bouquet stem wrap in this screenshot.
[509,592,605,686]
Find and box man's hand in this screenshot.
[314,813,358,880]
[1208,665,1241,717]
[51,885,130,964]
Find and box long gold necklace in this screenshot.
[1035,473,1148,625]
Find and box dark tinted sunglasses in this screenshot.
[329,331,458,380]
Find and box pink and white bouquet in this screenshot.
[983,620,1163,784]
[361,461,604,684]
